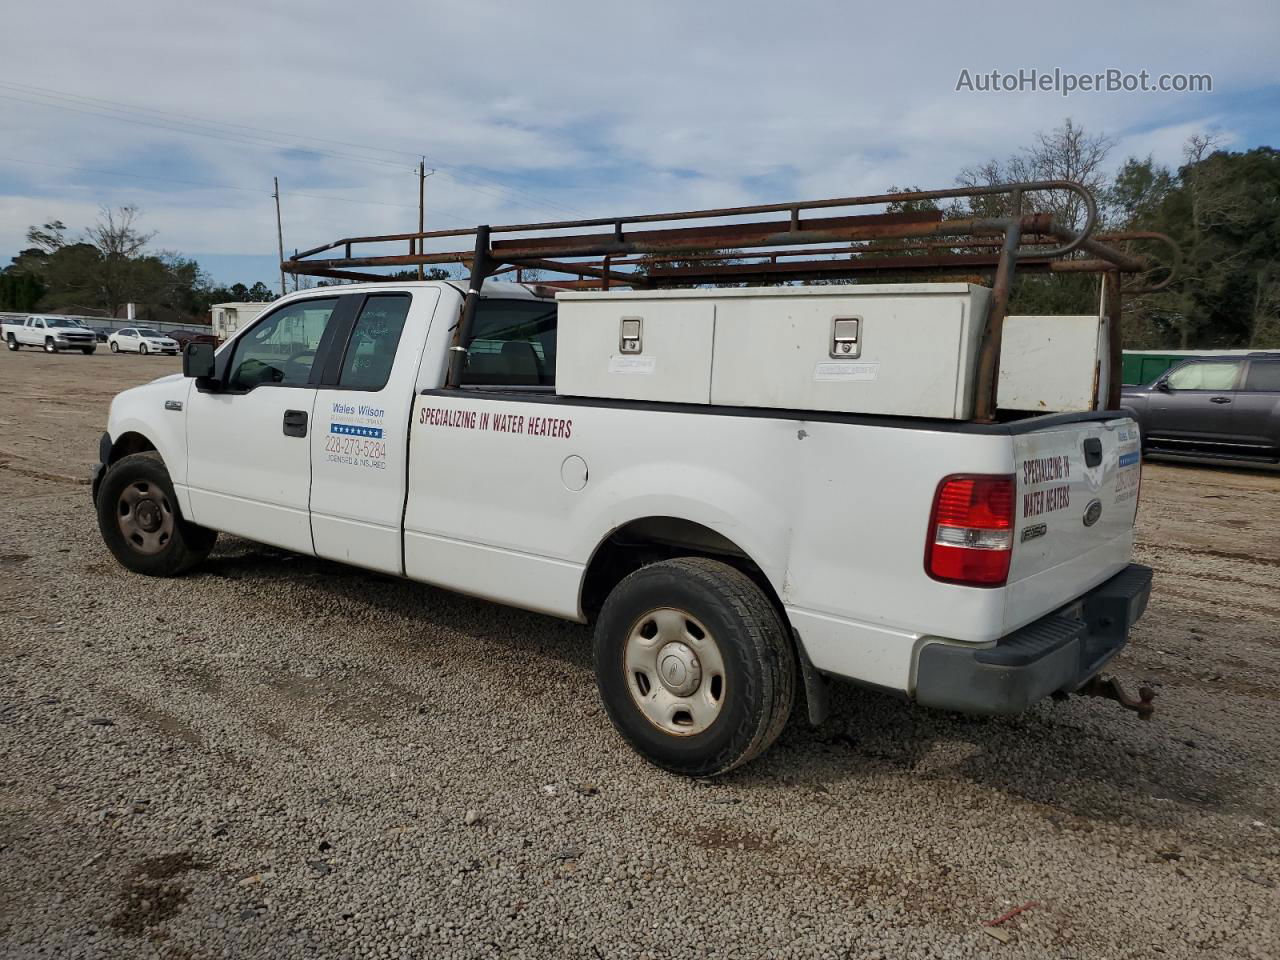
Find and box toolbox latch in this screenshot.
[619,316,643,354]
[830,317,861,358]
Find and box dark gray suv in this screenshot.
[1121,353,1280,463]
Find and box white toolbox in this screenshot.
[555,284,994,420]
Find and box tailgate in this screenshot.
[1006,417,1141,615]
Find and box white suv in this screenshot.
[109,327,179,355]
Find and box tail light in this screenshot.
[925,474,1015,587]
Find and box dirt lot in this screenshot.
[1,348,1278,959]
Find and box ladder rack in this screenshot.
[282,181,1176,420]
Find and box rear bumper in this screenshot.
[914,563,1152,715]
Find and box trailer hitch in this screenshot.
[1075,675,1156,720]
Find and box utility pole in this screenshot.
[273,176,287,297]
[417,159,426,281]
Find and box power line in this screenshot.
[0,153,475,219]
[0,80,585,218]
[0,79,582,216]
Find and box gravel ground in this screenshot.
[2,349,1278,959]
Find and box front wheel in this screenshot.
[44,337,57,353]
[5,334,16,351]
[139,342,148,355]
[594,557,795,777]
[82,346,95,355]
[96,453,217,576]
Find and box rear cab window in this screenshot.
[460,299,558,387]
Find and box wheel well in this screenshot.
[580,517,783,622]
[109,432,157,464]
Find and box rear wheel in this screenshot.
[5,334,16,351]
[594,557,795,777]
[44,337,57,353]
[110,341,119,353]
[96,452,217,576]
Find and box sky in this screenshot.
[2,0,1278,290]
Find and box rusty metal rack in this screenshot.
[282,181,1176,420]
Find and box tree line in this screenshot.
[887,120,1279,349]
[0,206,275,319]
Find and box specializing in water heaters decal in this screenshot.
[419,404,573,439]
[1020,454,1071,519]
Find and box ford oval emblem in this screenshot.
[1083,499,1103,527]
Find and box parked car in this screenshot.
[89,326,113,343]
[1121,352,1280,464]
[169,329,218,349]
[4,315,97,353]
[108,327,179,355]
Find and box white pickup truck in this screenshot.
[92,276,1152,776]
[5,315,98,353]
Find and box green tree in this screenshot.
[0,271,46,310]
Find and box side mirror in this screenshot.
[1154,378,1171,392]
[183,341,216,380]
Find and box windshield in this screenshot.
[47,318,84,328]
[136,328,162,337]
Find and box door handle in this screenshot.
[1209,396,1232,404]
[1082,437,1103,467]
[283,409,308,437]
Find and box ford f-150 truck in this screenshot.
[91,275,1152,775]
[92,184,1172,778]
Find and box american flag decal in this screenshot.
[331,423,384,439]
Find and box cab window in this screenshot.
[1166,360,1240,391]
[229,298,339,389]
[336,295,411,391]
[461,299,558,387]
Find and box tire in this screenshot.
[44,337,57,353]
[82,347,95,355]
[110,341,119,353]
[96,452,217,576]
[5,334,16,351]
[594,557,796,777]
[139,343,148,355]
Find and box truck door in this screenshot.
[1146,359,1242,445]
[307,289,437,574]
[184,296,343,553]
[1232,357,1280,452]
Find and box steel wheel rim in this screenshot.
[624,608,727,736]
[116,480,174,555]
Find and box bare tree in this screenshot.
[83,205,157,318]
[957,118,1114,231]
[85,205,154,260]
